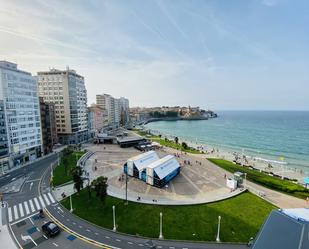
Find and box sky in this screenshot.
[0,0,308,110]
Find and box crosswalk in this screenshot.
[8,193,56,223]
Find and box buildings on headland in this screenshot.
[130,106,217,124]
[0,61,42,171]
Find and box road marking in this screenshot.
[127,241,133,244]
[39,196,46,208]
[29,182,33,191]
[29,217,34,225]
[43,194,50,205]
[48,192,56,203]
[21,234,37,246]
[19,203,25,217]
[79,225,82,228]
[34,197,41,210]
[116,239,121,242]
[25,179,41,183]
[138,244,144,246]
[53,242,59,247]
[29,199,35,212]
[43,235,48,239]
[24,201,30,215]
[8,207,13,222]
[86,229,91,232]
[13,205,19,220]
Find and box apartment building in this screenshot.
[96,94,130,129]
[88,104,104,133]
[0,61,42,169]
[37,67,88,144]
[39,97,57,155]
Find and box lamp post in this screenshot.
[216,216,221,242]
[244,173,247,189]
[112,205,116,232]
[125,171,128,205]
[159,212,163,239]
[70,195,73,213]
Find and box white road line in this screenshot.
[43,235,48,239]
[8,207,13,222]
[34,197,41,210]
[43,194,50,206]
[29,199,35,212]
[127,242,133,245]
[48,192,55,203]
[19,203,25,217]
[86,229,91,232]
[138,244,144,247]
[52,242,59,247]
[13,205,19,220]
[116,239,121,242]
[29,217,34,225]
[39,196,46,208]
[105,236,110,239]
[24,201,30,215]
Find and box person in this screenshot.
[61,192,66,198]
[306,197,309,204]
[39,209,44,218]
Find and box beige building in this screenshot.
[96,94,120,129]
[88,105,104,133]
[37,67,88,144]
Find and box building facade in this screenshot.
[0,61,42,169]
[119,97,130,126]
[88,105,104,133]
[37,67,88,144]
[39,97,57,155]
[96,94,129,129]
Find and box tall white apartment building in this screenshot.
[0,61,42,169]
[37,67,88,144]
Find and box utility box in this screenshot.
[226,178,237,190]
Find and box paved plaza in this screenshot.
[81,144,243,205]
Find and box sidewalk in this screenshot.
[0,204,17,249]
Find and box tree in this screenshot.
[71,166,84,193]
[182,142,188,150]
[92,176,108,204]
[174,137,179,144]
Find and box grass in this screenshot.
[208,158,309,200]
[61,190,275,243]
[52,151,85,187]
[134,129,202,154]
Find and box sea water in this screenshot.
[146,111,309,172]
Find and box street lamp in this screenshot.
[112,205,116,232]
[70,195,73,213]
[159,212,163,239]
[216,216,221,242]
[125,171,128,205]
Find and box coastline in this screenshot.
[141,127,309,184]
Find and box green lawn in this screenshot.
[52,151,85,187]
[208,158,309,199]
[134,129,202,154]
[62,190,275,242]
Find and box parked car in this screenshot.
[42,221,61,237]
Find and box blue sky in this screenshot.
[0,0,308,110]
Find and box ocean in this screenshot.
[145,111,309,173]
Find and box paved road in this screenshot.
[1,152,247,249]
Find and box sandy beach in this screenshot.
[143,128,308,184]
